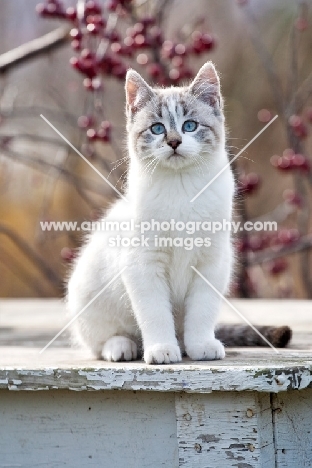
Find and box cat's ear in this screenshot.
[189,61,221,109]
[125,69,154,115]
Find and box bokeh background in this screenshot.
[0,0,311,298]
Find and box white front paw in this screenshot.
[144,343,182,364]
[102,336,137,362]
[186,338,225,361]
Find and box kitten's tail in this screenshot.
[216,324,292,348]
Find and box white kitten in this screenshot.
[67,61,234,364]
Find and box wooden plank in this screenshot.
[175,392,275,467]
[0,346,312,393]
[0,390,178,468]
[1,346,312,393]
[0,299,311,393]
[272,389,312,467]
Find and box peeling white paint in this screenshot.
[0,364,311,393]
[12,379,22,385]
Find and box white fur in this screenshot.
[67,62,234,364]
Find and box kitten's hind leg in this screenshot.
[101,336,138,362]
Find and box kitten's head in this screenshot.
[125,61,224,171]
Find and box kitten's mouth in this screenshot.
[168,151,184,159]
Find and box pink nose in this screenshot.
[167,139,181,150]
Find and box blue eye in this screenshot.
[151,123,166,135]
[182,120,198,132]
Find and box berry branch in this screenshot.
[235,0,312,298]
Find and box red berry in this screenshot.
[238,172,260,194]
[105,30,121,42]
[171,56,184,68]
[134,34,148,48]
[283,148,295,159]
[257,109,272,122]
[71,39,81,51]
[113,43,132,56]
[36,3,45,15]
[133,22,145,35]
[136,53,148,65]
[85,0,102,15]
[107,0,119,11]
[249,235,263,252]
[277,229,299,245]
[295,17,308,31]
[66,6,77,21]
[81,48,93,59]
[293,153,310,172]
[70,56,79,69]
[268,258,288,276]
[141,17,155,27]
[70,28,82,40]
[87,128,97,140]
[86,14,104,26]
[169,68,180,82]
[47,2,65,17]
[70,51,97,78]
[100,120,111,130]
[78,115,94,128]
[174,44,186,56]
[36,2,66,18]
[149,26,163,45]
[146,63,162,78]
[61,247,76,262]
[201,33,215,50]
[111,42,122,54]
[162,40,175,58]
[191,31,202,41]
[87,23,101,35]
[283,189,302,207]
[192,41,205,54]
[83,77,102,90]
[97,128,110,142]
[288,114,308,138]
[124,36,134,48]
[235,237,249,253]
[270,154,293,171]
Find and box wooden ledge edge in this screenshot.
[1,363,311,394]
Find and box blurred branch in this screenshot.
[0,133,73,148]
[290,71,312,116]
[0,106,78,126]
[0,223,63,291]
[0,146,109,200]
[0,248,49,296]
[245,10,285,116]
[248,234,312,266]
[0,27,70,74]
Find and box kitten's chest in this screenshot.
[140,184,226,224]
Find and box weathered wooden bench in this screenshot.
[1,299,311,467]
